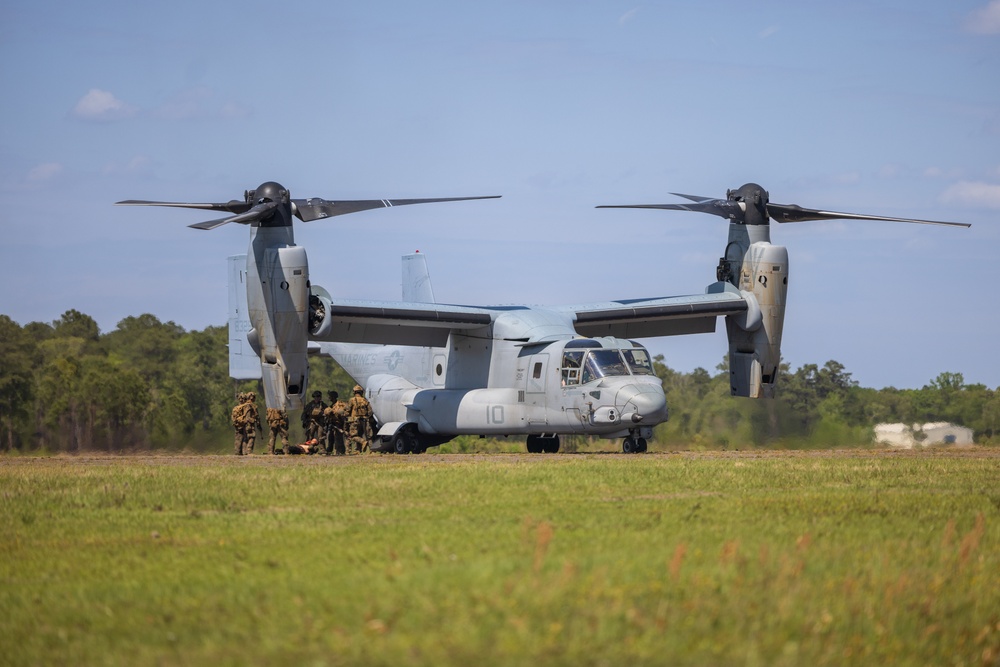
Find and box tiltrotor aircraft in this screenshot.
[117,181,968,453]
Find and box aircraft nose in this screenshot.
[617,384,668,424]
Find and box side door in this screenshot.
[559,350,588,432]
[524,353,549,426]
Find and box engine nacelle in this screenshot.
[726,242,788,398]
[245,240,311,410]
[308,284,334,338]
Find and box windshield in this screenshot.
[565,347,653,384]
[622,348,655,375]
[582,349,631,383]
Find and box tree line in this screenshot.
[654,358,998,449]
[1,310,996,452]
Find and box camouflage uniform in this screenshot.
[347,385,373,454]
[301,391,327,445]
[324,391,349,456]
[232,392,261,455]
[231,393,246,455]
[266,407,289,454]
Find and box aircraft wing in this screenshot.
[562,284,750,339]
[315,299,494,347]
[316,284,749,346]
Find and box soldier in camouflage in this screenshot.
[324,390,349,455]
[347,384,374,454]
[266,406,289,455]
[231,392,246,455]
[301,390,327,445]
[231,391,261,455]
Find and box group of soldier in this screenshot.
[230,385,374,456]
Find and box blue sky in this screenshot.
[1,0,998,390]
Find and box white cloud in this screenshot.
[72,89,137,121]
[219,101,252,119]
[619,8,640,25]
[758,25,780,39]
[964,1,1000,34]
[102,155,154,176]
[923,166,963,180]
[878,164,901,179]
[940,181,1000,209]
[833,171,861,185]
[26,163,63,182]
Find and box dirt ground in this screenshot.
[3,446,997,468]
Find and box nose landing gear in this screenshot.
[622,435,647,453]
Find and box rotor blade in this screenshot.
[597,199,744,221]
[669,192,717,203]
[187,201,279,231]
[115,199,251,214]
[188,216,236,231]
[292,195,501,222]
[766,202,971,228]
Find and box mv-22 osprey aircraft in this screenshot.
[117,181,968,453]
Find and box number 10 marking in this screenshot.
[487,405,505,424]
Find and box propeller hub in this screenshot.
[249,182,293,228]
[251,181,290,205]
[729,183,770,225]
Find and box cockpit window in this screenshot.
[565,347,651,385]
[582,349,631,383]
[561,351,584,386]
[622,348,655,376]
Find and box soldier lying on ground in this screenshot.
[286,438,322,455]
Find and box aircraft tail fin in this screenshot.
[402,251,435,303]
[228,255,263,380]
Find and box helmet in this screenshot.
[353,384,363,394]
[312,390,322,398]
[237,392,246,402]
[327,390,339,400]
[247,392,256,401]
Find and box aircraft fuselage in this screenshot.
[319,314,668,452]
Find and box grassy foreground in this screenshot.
[1,450,998,667]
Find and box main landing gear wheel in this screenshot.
[526,435,560,453]
[393,432,413,454]
[622,437,647,454]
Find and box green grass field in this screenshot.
[2,449,998,666]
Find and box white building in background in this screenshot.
[874,422,974,449]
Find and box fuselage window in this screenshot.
[533,362,543,380]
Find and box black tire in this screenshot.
[526,435,543,453]
[638,438,648,453]
[623,437,636,454]
[393,433,410,455]
[542,436,560,453]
